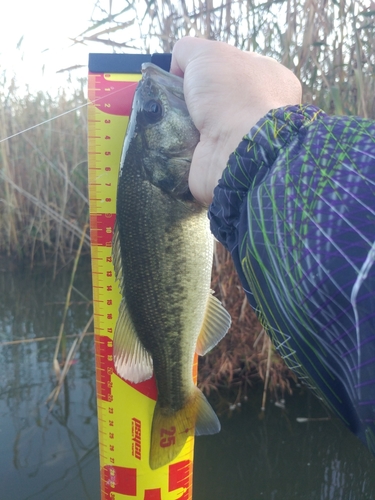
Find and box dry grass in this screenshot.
[2,1,374,399]
[3,1,373,264]
[82,0,375,118]
[199,243,295,405]
[72,0,375,400]
[0,83,89,268]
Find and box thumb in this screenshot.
[170,37,215,77]
[189,137,228,207]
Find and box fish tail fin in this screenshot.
[149,386,220,470]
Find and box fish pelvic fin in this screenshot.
[149,386,220,470]
[196,291,231,356]
[113,297,153,383]
[112,222,123,286]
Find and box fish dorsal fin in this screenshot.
[113,297,154,383]
[196,291,231,356]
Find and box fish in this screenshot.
[112,62,231,470]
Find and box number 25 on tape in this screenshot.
[160,427,176,448]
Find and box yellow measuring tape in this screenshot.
[88,54,195,500]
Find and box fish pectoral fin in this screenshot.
[113,298,153,383]
[149,387,220,470]
[195,291,231,356]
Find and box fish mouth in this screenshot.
[140,62,185,109]
[141,62,184,92]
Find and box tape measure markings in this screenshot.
[88,68,195,500]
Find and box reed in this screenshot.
[72,0,375,404]
[0,83,89,266]
[43,223,92,409]
[2,1,374,264]
[52,223,89,370]
[3,0,374,402]
[82,0,375,119]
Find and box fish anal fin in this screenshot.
[113,298,153,384]
[149,387,220,470]
[196,291,231,356]
[194,388,221,436]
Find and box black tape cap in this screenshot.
[89,53,172,74]
[150,53,172,72]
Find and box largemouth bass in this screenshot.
[112,62,231,470]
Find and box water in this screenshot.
[0,265,374,500]
[194,390,375,500]
[0,264,98,500]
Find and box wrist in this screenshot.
[209,104,326,248]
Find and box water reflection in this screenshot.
[194,388,375,500]
[0,264,99,500]
[0,265,374,500]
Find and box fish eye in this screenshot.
[143,99,163,123]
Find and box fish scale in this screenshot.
[112,62,231,470]
[116,156,212,405]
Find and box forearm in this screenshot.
[209,104,327,306]
[209,104,375,454]
[209,103,375,296]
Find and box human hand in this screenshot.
[170,37,302,205]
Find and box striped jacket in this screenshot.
[209,104,375,456]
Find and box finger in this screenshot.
[170,37,213,77]
[189,138,228,207]
[170,37,191,76]
[188,144,212,206]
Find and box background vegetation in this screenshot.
[1,0,374,399]
[0,83,88,269]
[81,0,375,117]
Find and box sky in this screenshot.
[0,0,122,96]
